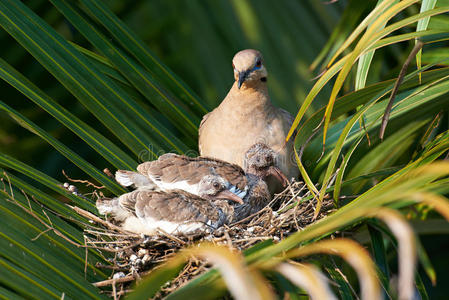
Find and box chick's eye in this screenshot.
[213,182,220,189]
[255,59,262,68]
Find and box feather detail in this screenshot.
[96,190,234,235]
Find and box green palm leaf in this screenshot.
[0,100,125,195]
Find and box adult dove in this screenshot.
[198,49,298,189]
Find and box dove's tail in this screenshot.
[96,198,130,222]
[115,170,156,189]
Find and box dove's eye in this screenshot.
[253,58,262,70]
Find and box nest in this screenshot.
[68,179,335,298]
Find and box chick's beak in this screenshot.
[268,166,289,187]
[216,190,244,204]
[238,71,249,89]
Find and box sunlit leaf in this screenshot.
[276,262,337,300]
[371,209,416,300]
[283,239,381,300]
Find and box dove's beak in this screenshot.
[216,189,244,204]
[267,166,289,187]
[238,71,249,89]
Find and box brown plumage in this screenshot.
[198,49,299,190]
[96,175,240,235]
[233,174,271,222]
[115,143,288,199]
[97,190,234,235]
[110,144,288,228]
[122,190,232,223]
[137,153,247,193]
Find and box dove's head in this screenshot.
[232,49,267,89]
[244,175,271,209]
[244,143,289,187]
[198,175,243,204]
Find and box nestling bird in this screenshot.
[231,143,286,221]
[96,175,242,235]
[115,143,288,198]
[244,143,288,187]
[232,174,271,222]
[116,154,249,198]
[198,49,299,191]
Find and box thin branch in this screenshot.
[379,41,424,140]
[103,168,114,178]
[299,119,323,160]
[62,169,104,189]
[93,271,151,287]
[311,68,327,80]
[31,228,52,241]
[84,236,88,278]
[68,205,126,232]
[3,172,14,199]
[112,280,117,300]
